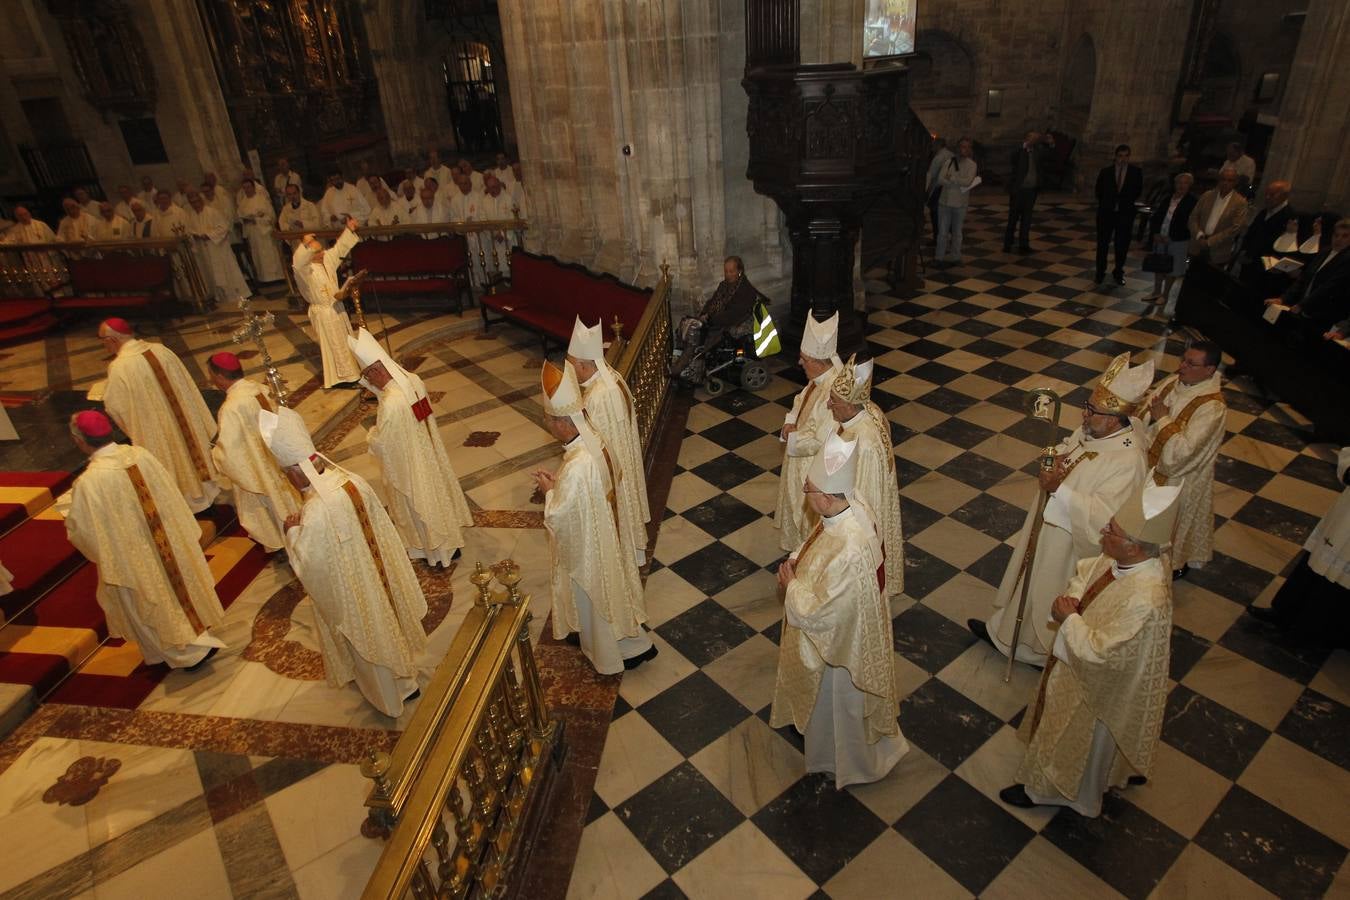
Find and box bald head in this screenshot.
[14,206,31,224]
[1265,180,1292,207]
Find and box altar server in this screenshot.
[292,216,362,387]
[774,311,843,551]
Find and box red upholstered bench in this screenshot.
[481,249,651,353]
[58,255,174,317]
[351,236,472,314]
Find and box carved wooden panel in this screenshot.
[746,0,800,69]
[46,0,157,117]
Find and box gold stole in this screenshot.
[1147,393,1223,484]
[141,349,210,482]
[340,479,396,607]
[795,522,825,564]
[125,463,205,634]
[1027,567,1117,738]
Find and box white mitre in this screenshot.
[807,430,858,496]
[542,360,607,464]
[347,327,422,401]
[258,405,353,540]
[801,310,841,365]
[831,354,874,406]
[1090,352,1155,416]
[568,316,604,362]
[1114,471,1184,546]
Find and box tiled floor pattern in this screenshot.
[567,201,1350,900]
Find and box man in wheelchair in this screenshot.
[670,255,763,378]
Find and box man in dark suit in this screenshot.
[1238,180,1300,294]
[1265,218,1350,338]
[1005,130,1056,254]
[1094,144,1143,285]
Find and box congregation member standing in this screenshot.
[1144,173,1197,312]
[292,216,362,388]
[771,431,907,788]
[1004,130,1055,253]
[65,411,225,671]
[1093,144,1142,286]
[774,312,843,552]
[1188,168,1247,267]
[934,136,977,267]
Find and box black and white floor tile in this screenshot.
[565,201,1350,900]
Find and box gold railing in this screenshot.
[0,237,210,311]
[274,219,528,301]
[606,261,674,454]
[360,560,561,900]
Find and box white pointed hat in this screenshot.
[541,359,584,417]
[801,311,840,361]
[347,327,423,401]
[567,316,604,362]
[1114,471,1184,545]
[1090,352,1155,416]
[831,354,873,405]
[258,405,354,541]
[807,431,859,496]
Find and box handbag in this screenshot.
[1142,251,1173,273]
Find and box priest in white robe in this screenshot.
[1,206,62,292]
[456,159,485,193]
[971,352,1151,666]
[1001,478,1180,817]
[477,174,517,282]
[534,360,655,675]
[349,328,471,566]
[172,178,192,209]
[73,187,100,218]
[236,176,286,283]
[775,311,844,551]
[148,192,189,238]
[90,202,135,242]
[292,217,362,387]
[100,318,221,512]
[826,356,905,596]
[138,176,160,210]
[206,352,299,552]
[113,185,138,223]
[771,431,907,789]
[186,191,251,302]
[1138,340,1226,578]
[366,187,402,230]
[446,175,480,223]
[319,173,370,226]
[65,411,225,670]
[568,317,650,566]
[410,186,449,226]
[424,152,454,191]
[397,181,421,221]
[260,406,427,717]
[357,170,391,208]
[279,185,322,237]
[126,201,154,238]
[202,183,236,235]
[56,198,95,243]
[272,158,303,207]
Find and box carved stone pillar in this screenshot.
[361,5,454,160]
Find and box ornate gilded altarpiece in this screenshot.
[194,0,386,172]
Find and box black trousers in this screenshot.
[1269,551,1349,647]
[1095,210,1133,277]
[1005,189,1037,249]
[927,187,941,239]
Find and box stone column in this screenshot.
[362,4,454,161]
[1262,0,1350,211]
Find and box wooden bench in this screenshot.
[58,254,174,318]
[480,249,650,352]
[351,236,472,314]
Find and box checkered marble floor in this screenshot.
[566,201,1350,900]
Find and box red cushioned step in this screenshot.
[0,314,60,346]
[0,471,75,492]
[11,565,105,637]
[0,651,69,699]
[0,299,53,326]
[0,518,82,619]
[0,506,26,535]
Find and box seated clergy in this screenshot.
[260,405,428,717]
[771,431,907,788]
[534,360,655,674]
[65,411,225,670]
[1001,476,1181,817]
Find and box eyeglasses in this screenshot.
[1177,357,1212,368]
[1081,402,1111,417]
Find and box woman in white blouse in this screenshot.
[935,137,978,267]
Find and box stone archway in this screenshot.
[1061,34,1097,137]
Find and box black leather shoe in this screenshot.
[564,633,580,647]
[185,646,219,673]
[623,645,659,670]
[1172,564,1189,581]
[1245,606,1282,626]
[1113,273,1126,286]
[404,688,421,702]
[1017,245,1033,255]
[968,619,994,649]
[1127,775,1148,786]
[999,784,1037,808]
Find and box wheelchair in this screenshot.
[671,316,772,396]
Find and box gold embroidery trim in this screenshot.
[141,350,210,482]
[1147,392,1223,479]
[1027,567,1116,738]
[126,463,205,634]
[341,479,395,607]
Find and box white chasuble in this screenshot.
[774,364,842,551]
[544,438,648,675]
[581,368,650,566]
[237,192,286,282]
[188,205,251,302]
[104,339,220,512]
[211,379,299,551]
[65,444,225,667]
[840,404,905,596]
[1140,372,1226,568]
[1017,555,1171,816]
[771,506,905,788]
[988,424,1146,665]
[286,469,428,717]
[367,377,471,566]
[294,228,361,387]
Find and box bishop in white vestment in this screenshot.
[65,411,225,670]
[1002,478,1179,818]
[260,406,428,717]
[207,352,299,552]
[771,431,907,788]
[972,352,1151,666]
[1138,340,1226,576]
[535,361,655,675]
[775,311,844,551]
[827,356,905,596]
[568,317,650,566]
[100,318,221,512]
[292,219,362,387]
[236,176,286,283]
[349,329,471,566]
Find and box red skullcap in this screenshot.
[100,317,132,336]
[74,410,112,439]
[209,351,243,372]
